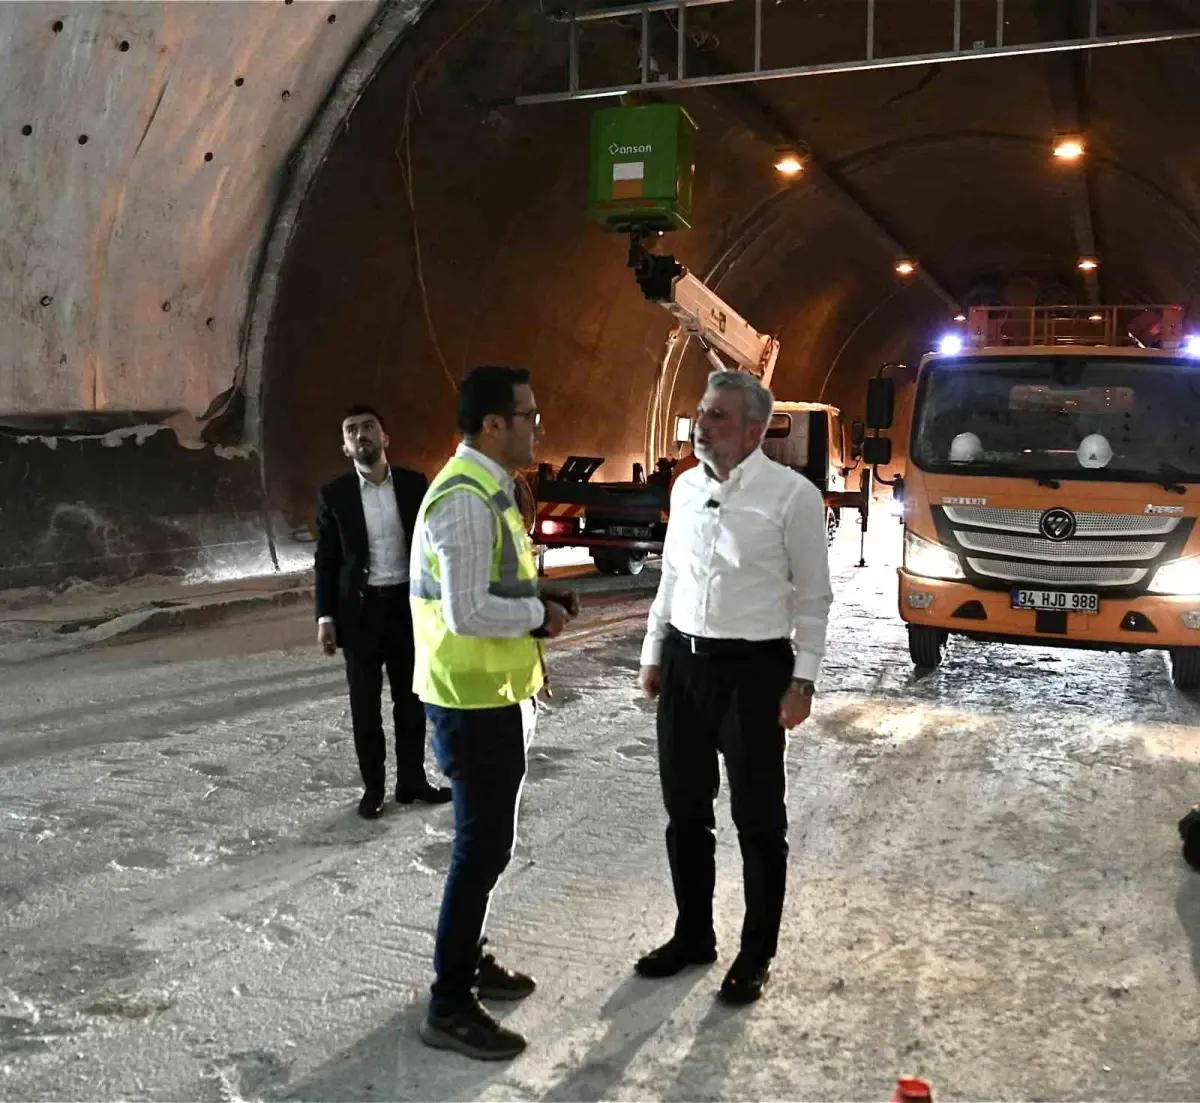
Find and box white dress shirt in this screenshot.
[417,444,544,638]
[640,447,833,682]
[317,466,410,626]
[359,466,409,586]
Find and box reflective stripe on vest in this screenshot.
[409,475,539,602]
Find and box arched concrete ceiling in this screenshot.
[3,0,1200,585]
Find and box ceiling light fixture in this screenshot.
[773,148,805,176]
[1053,134,1086,161]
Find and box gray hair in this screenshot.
[706,370,775,425]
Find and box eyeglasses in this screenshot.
[510,408,541,429]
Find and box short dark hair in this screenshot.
[457,366,530,437]
[342,404,386,431]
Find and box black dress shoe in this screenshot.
[357,789,385,819]
[1180,805,1200,871]
[634,937,718,979]
[396,780,452,805]
[718,953,771,1005]
[476,952,536,1001]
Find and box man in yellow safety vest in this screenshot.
[411,364,578,1061]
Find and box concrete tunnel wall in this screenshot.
[0,0,402,588]
[5,0,1200,588]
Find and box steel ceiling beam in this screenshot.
[516,0,1200,106]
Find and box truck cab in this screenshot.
[870,304,1200,687]
[760,401,854,544]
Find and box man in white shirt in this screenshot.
[315,406,451,819]
[636,370,833,1005]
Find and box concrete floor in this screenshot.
[1,527,1198,1101]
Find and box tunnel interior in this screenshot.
[263,0,1200,536]
[4,0,1200,584]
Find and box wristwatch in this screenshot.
[790,678,816,697]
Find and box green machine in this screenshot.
[587,103,697,234]
[586,103,699,301]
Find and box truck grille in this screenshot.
[943,505,1180,538]
[935,505,1192,592]
[965,558,1148,587]
[954,531,1165,563]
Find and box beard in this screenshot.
[693,436,717,465]
[352,441,381,466]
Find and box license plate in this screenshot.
[609,525,652,539]
[1011,589,1099,615]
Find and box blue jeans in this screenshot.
[426,701,528,1018]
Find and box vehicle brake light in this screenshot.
[539,519,575,536]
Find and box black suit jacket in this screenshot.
[314,465,429,647]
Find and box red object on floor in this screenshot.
[891,1077,933,1102]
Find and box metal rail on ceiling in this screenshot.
[518,0,1200,105]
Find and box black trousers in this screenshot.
[656,628,793,964]
[426,701,528,1016]
[341,587,428,794]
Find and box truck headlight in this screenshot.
[904,530,964,581]
[1148,556,1200,595]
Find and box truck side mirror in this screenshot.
[866,378,895,430]
[862,436,892,466]
[850,420,866,446]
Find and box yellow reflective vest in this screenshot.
[410,454,544,709]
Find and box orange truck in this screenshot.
[864,304,1200,687]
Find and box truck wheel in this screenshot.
[826,508,840,546]
[592,550,645,576]
[1169,647,1200,690]
[908,625,945,670]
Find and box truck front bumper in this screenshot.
[897,569,1200,651]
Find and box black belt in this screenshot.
[364,583,407,595]
[667,625,788,657]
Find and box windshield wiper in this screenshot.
[1036,477,1060,489]
[1154,464,1188,494]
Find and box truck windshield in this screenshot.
[911,356,1200,483]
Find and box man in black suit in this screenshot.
[316,405,452,819]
